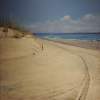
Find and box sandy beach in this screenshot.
[0,29,100,100]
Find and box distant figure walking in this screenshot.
[42,43,44,50]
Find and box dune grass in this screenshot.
[0,16,33,38]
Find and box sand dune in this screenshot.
[0,28,100,100]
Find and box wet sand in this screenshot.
[46,39,100,50]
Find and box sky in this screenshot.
[0,0,100,33]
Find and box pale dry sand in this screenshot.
[0,29,100,100]
[49,40,100,100]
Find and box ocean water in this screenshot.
[36,33,100,41]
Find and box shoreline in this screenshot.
[43,38,100,50]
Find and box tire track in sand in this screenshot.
[46,40,91,100]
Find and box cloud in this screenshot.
[60,15,72,21]
[28,14,100,33]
